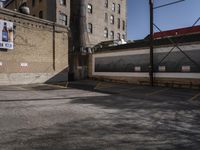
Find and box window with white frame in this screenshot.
[59,13,67,25]
[112,3,115,12]
[88,4,93,14]
[104,28,108,38]
[60,0,66,5]
[110,31,114,39]
[110,15,114,24]
[118,4,121,14]
[88,23,93,33]
[105,0,108,8]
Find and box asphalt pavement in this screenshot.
[0,81,200,150]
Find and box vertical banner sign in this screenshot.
[0,20,14,49]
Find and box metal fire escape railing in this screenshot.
[149,0,200,86]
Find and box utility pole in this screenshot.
[149,0,154,86]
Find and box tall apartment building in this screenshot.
[70,0,127,50]
[4,0,70,27]
[69,0,127,80]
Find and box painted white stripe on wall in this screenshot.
[154,73,200,79]
[93,44,200,59]
[93,49,149,58]
[93,72,149,77]
[92,72,200,79]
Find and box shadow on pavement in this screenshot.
[1,111,200,150]
[0,83,200,149]
[70,94,200,111]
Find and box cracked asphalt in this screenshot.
[0,82,200,150]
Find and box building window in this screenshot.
[117,33,121,40]
[88,4,92,14]
[112,3,115,12]
[110,31,114,40]
[122,20,125,30]
[39,11,43,19]
[118,4,121,14]
[105,0,108,8]
[32,0,35,6]
[104,28,108,38]
[60,0,66,5]
[88,23,93,33]
[117,18,120,29]
[105,13,108,22]
[59,13,67,25]
[122,34,126,40]
[110,15,114,24]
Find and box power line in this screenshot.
[154,0,185,9]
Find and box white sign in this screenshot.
[0,20,14,49]
[182,66,190,72]
[135,66,141,72]
[20,63,28,67]
[159,66,166,72]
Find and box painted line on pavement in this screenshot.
[50,85,68,89]
[146,88,170,96]
[189,92,200,101]
[95,82,114,90]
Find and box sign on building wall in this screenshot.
[0,20,14,49]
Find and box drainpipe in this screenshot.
[53,23,56,71]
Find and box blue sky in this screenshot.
[127,0,200,40]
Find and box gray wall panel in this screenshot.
[95,50,200,73]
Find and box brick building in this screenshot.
[4,0,70,27]
[70,0,127,50]
[69,0,127,80]
[0,8,69,85]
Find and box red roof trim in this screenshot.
[154,25,200,38]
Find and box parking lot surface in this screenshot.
[0,82,200,150]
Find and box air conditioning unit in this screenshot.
[19,6,30,14]
[18,2,30,15]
